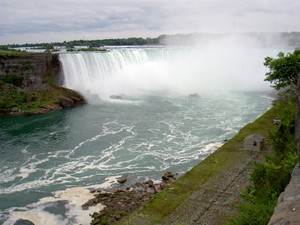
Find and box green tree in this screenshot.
[264,50,300,90]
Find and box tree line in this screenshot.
[2,32,300,49]
[3,37,164,50]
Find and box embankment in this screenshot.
[0,53,85,116]
[110,104,282,225]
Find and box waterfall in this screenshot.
[59,45,276,104]
[59,48,173,103]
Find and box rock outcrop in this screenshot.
[88,172,178,225]
[0,54,60,89]
[0,53,85,116]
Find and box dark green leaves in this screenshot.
[264,51,300,90]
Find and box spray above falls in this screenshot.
[59,38,280,104]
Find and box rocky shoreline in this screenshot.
[82,172,178,225]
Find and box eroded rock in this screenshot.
[89,172,178,224]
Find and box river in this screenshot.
[0,43,283,224]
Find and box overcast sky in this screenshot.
[1,0,300,44]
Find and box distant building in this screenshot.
[244,134,265,151]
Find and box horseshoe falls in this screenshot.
[0,44,280,225]
[59,45,276,103]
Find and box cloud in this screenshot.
[1,0,300,44]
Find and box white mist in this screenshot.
[60,36,283,104]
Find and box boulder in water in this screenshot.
[187,93,200,99]
[109,94,126,100]
[109,95,123,100]
[117,176,128,184]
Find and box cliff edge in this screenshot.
[0,52,85,116]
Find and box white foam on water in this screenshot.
[106,98,143,105]
[202,142,223,152]
[3,177,120,225]
[6,210,66,225]
[18,167,38,179]
[1,180,51,194]
[0,167,19,184]
[87,176,119,189]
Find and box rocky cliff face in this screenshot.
[0,53,85,116]
[0,54,60,89]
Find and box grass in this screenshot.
[0,49,29,59]
[116,104,283,225]
[0,47,51,59]
[0,81,84,115]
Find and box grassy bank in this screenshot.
[0,80,85,115]
[113,103,284,225]
[227,97,298,225]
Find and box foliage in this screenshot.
[227,99,298,225]
[43,43,54,50]
[228,201,275,225]
[264,50,300,90]
[0,81,28,110]
[66,47,107,52]
[3,37,161,50]
[0,47,29,59]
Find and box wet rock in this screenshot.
[81,197,99,210]
[90,171,179,224]
[106,188,118,193]
[187,93,200,99]
[89,188,96,194]
[117,175,128,184]
[109,95,122,100]
[152,184,161,193]
[144,179,154,185]
[59,97,74,108]
[162,172,177,184]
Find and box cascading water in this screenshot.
[60,48,175,103]
[59,45,277,104]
